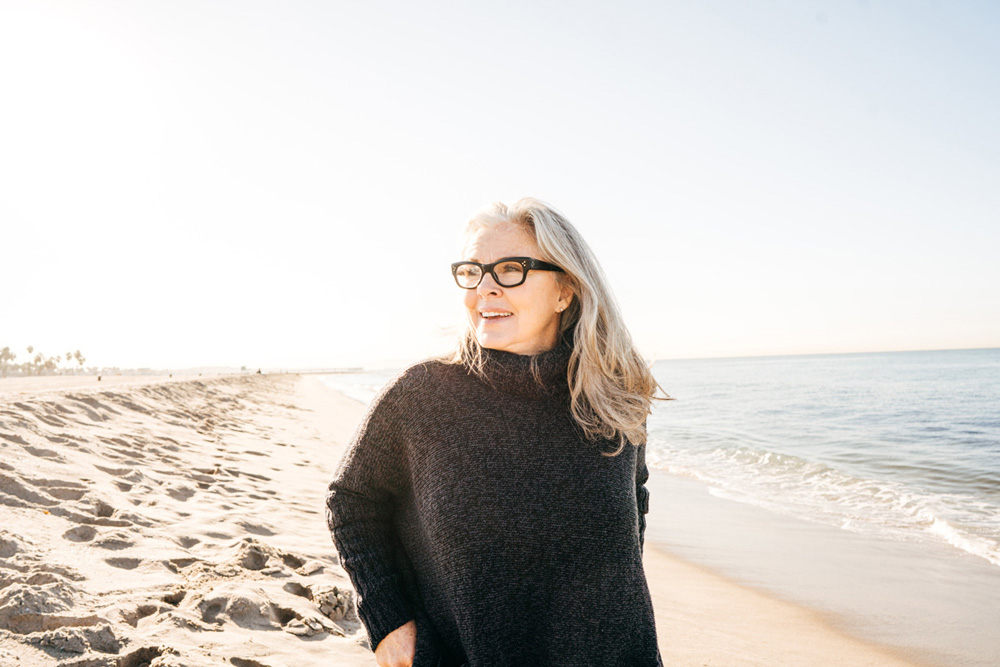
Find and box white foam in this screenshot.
[648,437,1000,569]
[926,515,1000,568]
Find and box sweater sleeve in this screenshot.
[325,379,416,652]
[636,441,650,554]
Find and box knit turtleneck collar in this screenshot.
[475,340,572,399]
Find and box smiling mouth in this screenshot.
[480,311,512,320]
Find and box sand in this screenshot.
[0,374,924,666]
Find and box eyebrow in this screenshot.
[464,256,524,264]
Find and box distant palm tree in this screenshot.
[0,347,15,378]
[46,356,60,374]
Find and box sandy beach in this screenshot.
[0,374,925,666]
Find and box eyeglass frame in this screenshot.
[450,256,565,289]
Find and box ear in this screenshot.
[556,284,574,313]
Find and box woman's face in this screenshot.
[462,223,573,356]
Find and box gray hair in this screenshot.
[448,198,666,454]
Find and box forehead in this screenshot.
[463,223,540,261]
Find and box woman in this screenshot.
[326,198,664,667]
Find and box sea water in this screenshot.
[319,347,1000,664]
[647,347,1000,570]
[646,347,1000,665]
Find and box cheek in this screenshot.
[537,308,561,332]
[463,290,478,312]
[520,294,557,331]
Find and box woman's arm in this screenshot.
[635,441,650,553]
[325,380,416,652]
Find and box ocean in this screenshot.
[319,347,1000,665]
[648,347,1000,570]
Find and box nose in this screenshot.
[476,272,503,298]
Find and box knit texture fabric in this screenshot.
[325,342,661,667]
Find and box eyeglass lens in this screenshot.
[455,260,525,288]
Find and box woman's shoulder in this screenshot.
[353,357,471,444]
[375,356,468,402]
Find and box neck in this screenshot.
[474,341,571,399]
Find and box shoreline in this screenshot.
[642,543,924,667]
[0,375,950,665]
[644,467,1000,666]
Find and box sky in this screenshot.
[1,0,998,370]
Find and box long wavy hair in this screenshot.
[448,198,668,455]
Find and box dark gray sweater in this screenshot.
[325,343,661,667]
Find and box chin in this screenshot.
[476,334,512,353]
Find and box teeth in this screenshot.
[481,311,511,318]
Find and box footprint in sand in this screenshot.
[117,645,170,667]
[30,479,88,501]
[0,432,30,446]
[93,531,135,551]
[105,557,142,570]
[93,464,144,483]
[23,445,63,460]
[237,521,276,537]
[0,473,60,508]
[231,658,273,667]
[166,484,196,501]
[64,398,107,422]
[0,532,22,558]
[61,526,98,542]
[164,558,197,574]
[118,602,161,628]
[68,394,121,418]
[105,436,139,449]
[33,413,67,428]
[27,622,121,655]
[23,571,67,586]
[106,446,143,460]
[239,545,270,571]
[162,589,187,606]
[176,536,200,549]
[192,581,344,637]
[0,579,95,634]
[48,505,132,528]
[50,432,87,448]
[85,498,118,519]
[108,395,153,415]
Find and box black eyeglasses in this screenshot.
[451,256,564,289]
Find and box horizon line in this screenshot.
[651,344,1000,364]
